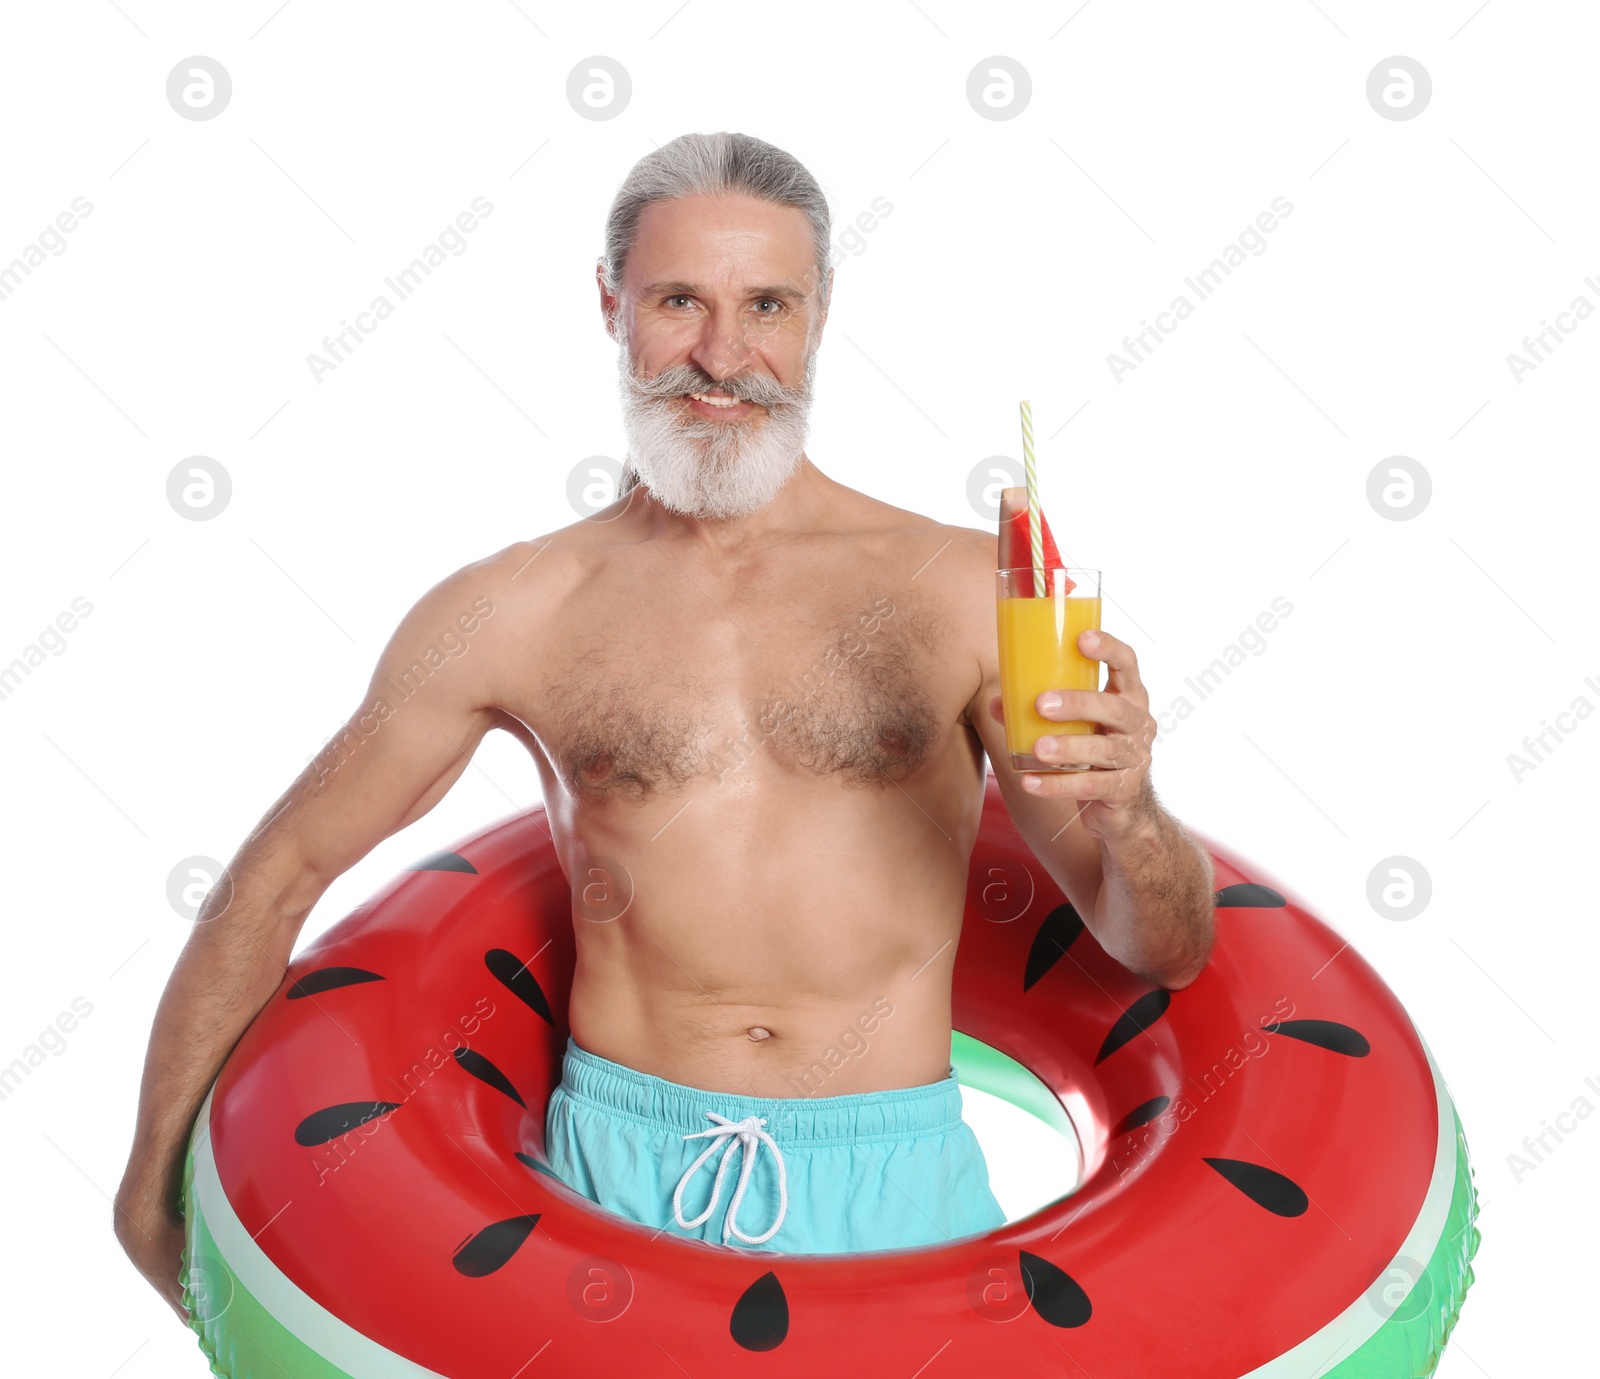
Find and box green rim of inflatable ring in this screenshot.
[181,1123,361,1379]
[178,1027,1478,1379]
[1318,1107,1480,1378]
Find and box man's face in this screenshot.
[608,192,827,521]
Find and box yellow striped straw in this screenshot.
[1020,400,1044,596]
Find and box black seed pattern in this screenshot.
[408,850,478,874]
[1263,1019,1371,1057]
[294,1101,401,1146]
[1020,1250,1092,1328]
[1203,1157,1309,1217]
[485,948,555,1025]
[453,1047,526,1106]
[1095,989,1172,1065]
[514,1151,561,1180]
[1111,1096,1171,1137]
[451,1215,541,1277]
[1023,903,1086,992]
[1214,883,1286,908]
[730,1271,788,1352]
[286,967,384,999]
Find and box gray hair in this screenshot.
[604,132,831,501]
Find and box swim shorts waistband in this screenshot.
[557,1034,966,1148]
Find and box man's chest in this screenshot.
[515,574,978,802]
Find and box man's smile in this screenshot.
[682,389,761,418]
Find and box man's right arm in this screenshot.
[113,545,530,1319]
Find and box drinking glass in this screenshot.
[995,567,1103,772]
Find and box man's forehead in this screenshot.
[626,194,815,291]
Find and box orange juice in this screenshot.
[997,593,1102,766]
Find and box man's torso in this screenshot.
[480,487,993,1098]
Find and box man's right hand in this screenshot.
[114,1186,190,1324]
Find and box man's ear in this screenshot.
[596,260,619,339]
[811,266,834,344]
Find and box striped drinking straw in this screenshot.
[1020,400,1045,596]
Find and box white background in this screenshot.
[1,2,1594,1375]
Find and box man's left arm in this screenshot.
[973,624,1216,989]
[1079,773,1217,989]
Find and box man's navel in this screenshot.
[746,1026,773,1042]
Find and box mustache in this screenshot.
[624,360,806,409]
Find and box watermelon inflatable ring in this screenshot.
[179,776,1479,1377]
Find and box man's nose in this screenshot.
[686,303,758,382]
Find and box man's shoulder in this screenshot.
[404,535,590,661]
[831,485,987,566]
[892,515,991,590]
[943,521,994,564]
[470,524,606,592]
[410,537,590,725]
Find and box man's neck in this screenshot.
[630,455,834,556]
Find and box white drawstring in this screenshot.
[672,1112,789,1245]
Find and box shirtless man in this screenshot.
[116,132,1215,1306]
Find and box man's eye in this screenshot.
[754,299,782,314]
[665,295,692,308]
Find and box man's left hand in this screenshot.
[1019,628,1158,841]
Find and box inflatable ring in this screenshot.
[180,773,1479,1376]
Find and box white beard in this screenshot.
[616,339,818,521]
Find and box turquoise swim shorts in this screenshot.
[544,1035,1006,1254]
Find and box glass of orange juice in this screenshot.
[995,567,1102,772]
